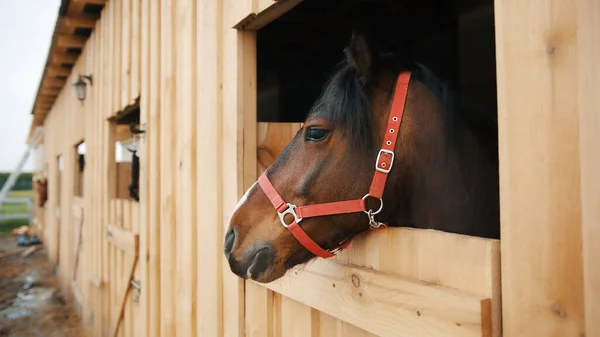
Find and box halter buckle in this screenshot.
[277,203,303,228]
[376,149,395,173]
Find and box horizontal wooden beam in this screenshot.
[35,103,54,110]
[261,258,493,337]
[63,14,99,29]
[33,109,49,115]
[43,78,66,88]
[37,96,56,103]
[40,88,61,96]
[57,34,87,48]
[52,52,79,65]
[47,65,72,77]
[106,225,139,257]
[234,0,303,30]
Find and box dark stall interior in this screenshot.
[256,0,497,125]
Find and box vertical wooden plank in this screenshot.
[221,1,246,332]
[130,202,139,337]
[110,200,117,323]
[121,0,132,108]
[245,282,273,337]
[196,0,223,336]
[494,0,585,336]
[174,0,196,336]
[240,28,278,337]
[125,202,134,337]
[257,0,275,13]
[318,313,339,337]
[136,0,151,334]
[280,296,319,337]
[113,0,122,114]
[103,97,117,337]
[159,0,177,335]
[577,1,600,335]
[82,27,97,333]
[106,1,114,118]
[96,8,109,335]
[147,1,162,336]
[130,0,141,100]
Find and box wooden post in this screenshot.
[494,0,595,335]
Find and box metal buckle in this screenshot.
[329,246,344,255]
[375,149,395,173]
[278,203,303,228]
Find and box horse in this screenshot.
[224,32,500,284]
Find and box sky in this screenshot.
[0,1,61,172]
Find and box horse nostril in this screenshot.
[224,228,236,257]
[247,248,274,280]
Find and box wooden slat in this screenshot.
[47,66,72,77]
[52,53,79,65]
[175,0,197,335]
[280,296,319,337]
[106,224,139,257]
[57,35,87,48]
[263,258,492,337]
[221,1,247,336]
[43,79,66,88]
[40,88,62,96]
[494,0,585,335]
[577,0,600,335]
[159,0,177,335]
[63,14,99,29]
[130,0,141,100]
[71,211,83,280]
[121,0,131,109]
[112,0,122,115]
[138,1,162,336]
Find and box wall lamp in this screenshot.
[73,74,93,102]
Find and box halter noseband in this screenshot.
[257,72,411,258]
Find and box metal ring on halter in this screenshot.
[361,194,383,215]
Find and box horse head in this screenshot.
[224,32,499,283]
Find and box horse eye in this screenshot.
[305,128,329,142]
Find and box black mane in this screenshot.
[308,60,375,153]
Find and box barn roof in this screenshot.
[26,0,106,143]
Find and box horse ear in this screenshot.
[344,31,376,85]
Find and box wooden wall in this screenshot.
[32,0,599,336]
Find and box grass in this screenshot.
[7,190,33,198]
[0,189,33,234]
[0,218,29,234]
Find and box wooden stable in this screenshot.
[26,0,598,336]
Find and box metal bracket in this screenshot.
[130,279,141,304]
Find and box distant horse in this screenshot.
[224,32,499,283]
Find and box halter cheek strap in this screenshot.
[257,72,411,258]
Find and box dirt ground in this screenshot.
[0,235,84,337]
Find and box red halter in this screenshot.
[257,72,411,258]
